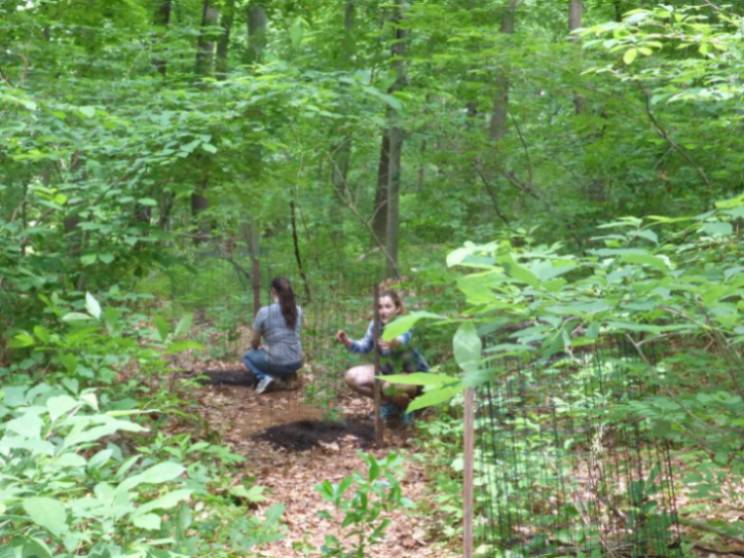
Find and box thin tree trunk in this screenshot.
[569,0,583,32]
[152,0,172,76]
[191,1,219,237]
[195,1,219,78]
[569,0,585,114]
[330,1,356,244]
[488,0,518,141]
[246,3,268,64]
[215,0,235,78]
[385,125,402,278]
[243,3,268,273]
[371,132,390,243]
[384,0,406,278]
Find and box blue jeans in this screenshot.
[242,349,301,382]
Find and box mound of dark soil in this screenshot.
[182,369,257,387]
[253,419,374,451]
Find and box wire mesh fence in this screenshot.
[474,341,683,558]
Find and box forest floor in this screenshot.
[189,365,458,558]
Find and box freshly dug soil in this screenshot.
[182,368,257,386]
[253,418,375,451]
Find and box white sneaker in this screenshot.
[255,376,273,394]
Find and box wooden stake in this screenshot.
[373,283,383,445]
[463,387,475,558]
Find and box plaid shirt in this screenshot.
[348,321,429,375]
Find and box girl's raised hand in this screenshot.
[335,330,351,347]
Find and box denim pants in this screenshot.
[242,349,301,381]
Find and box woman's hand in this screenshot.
[335,330,351,347]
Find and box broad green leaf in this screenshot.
[701,222,733,236]
[381,311,445,341]
[504,261,540,287]
[623,48,638,64]
[47,395,78,421]
[407,383,463,412]
[80,254,97,266]
[453,322,482,372]
[22,498,68,537]
[137,489,192,515]
[132,513,161,530]
[85,292,102,319]
[630,229,659,244]
[63,418,146,448]
[118,462,185,492]
[620,253,669,272]
[6,411,43,438]
[9,332,35,348]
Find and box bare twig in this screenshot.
[327,154,400,277]
[509,113,534,187]
[637,82,713,194]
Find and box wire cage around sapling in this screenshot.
[473,341,683,558]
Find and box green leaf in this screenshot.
[6,411,43,438]
[620,253,669,272]
[154,314,170,342]
[407,383,463,412]
[118,462,185,491]
[381,311,445,341]
[453,322,482,372]
[9,331,35,348]
[381,372,453,386]
[289,17,304,48]
[137,488,192,513]
[85,292,102,319]
[62,312,93,322]
[132,513,161,530]
[174,313,193,338]
[228,485,265,503]
[623,48,638,64]
[701,222,733,236]
[22,497,68,537]
[80,254,97,266]
[47,395,78,421]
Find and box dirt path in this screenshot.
[194,382,457,557]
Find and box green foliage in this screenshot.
[316,452,414,558]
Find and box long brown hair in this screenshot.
[272,277,297,329]
[380,289,405,315]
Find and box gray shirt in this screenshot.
[254,303,303,365]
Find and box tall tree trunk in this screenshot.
[569,0,583,32]
[384,0,406,278]
[569,0,585,114]
[488,0,518,141]
[244,3,268,271]
[371,132,390,243]
[195,1,219,78]
[329,1,356,244]
[191,1,219,237]
[246,3,268,64]
[152,0,172,76]
[215,0,235,78]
